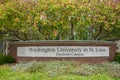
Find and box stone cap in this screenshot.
[8,40,116,45]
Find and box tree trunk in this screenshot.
[69,22,74,40]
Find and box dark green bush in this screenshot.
[0,53,6,65]
[5,55,16,63]
[114,53,120,63]
[0,53,16,65]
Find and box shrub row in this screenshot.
[0,53,16,65]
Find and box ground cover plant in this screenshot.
[0,61,120,80]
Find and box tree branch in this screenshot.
[69,22,74,40]
[94,26,103,40]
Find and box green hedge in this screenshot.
[0,53,6,65]
[114,52,120,63]
[0,53,16,65]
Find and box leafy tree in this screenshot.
[0,0,120,41]
[0,0,10,4]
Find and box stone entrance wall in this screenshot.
[115,40,120,52]
[8,41,117,63]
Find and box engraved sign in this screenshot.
[17,46,109,57]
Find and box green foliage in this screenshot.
[4,55,16,63]
[0,0,120,40]
[0,53,16,65]
[72,62,120,78]
[11,61,74,76]
[114,53,120,63]
[104,62,120,78]
[45,61,74,76]
[0,0,10,4]
[11,61,120,78]
[0,53,6,65]
[0,61,120,80]
[0,67,119,80]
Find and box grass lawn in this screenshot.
[0,61,120,80]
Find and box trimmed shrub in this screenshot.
[0,53,16,65]
[114,53,120,63]
[5,55,16,63]
[0,53,6,65]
